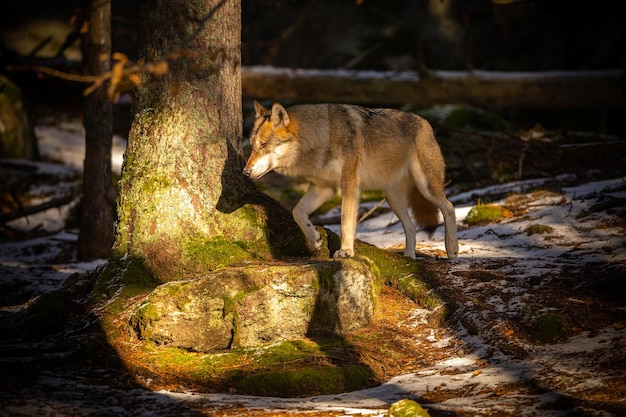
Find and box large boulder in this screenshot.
[129,256,380,352]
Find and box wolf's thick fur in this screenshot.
[243,101,458,260]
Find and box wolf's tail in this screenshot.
[410,186,440,238]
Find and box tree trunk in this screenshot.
[112,0,306,282]
[78,0,115,260]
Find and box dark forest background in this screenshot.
[3,1,624,70]
[1,0,625,135]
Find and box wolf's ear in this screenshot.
[270,102,290,128]
[253,100,269,118]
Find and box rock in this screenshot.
[0,75,39,159]
[129,256,380,352]
[385,399,431,417]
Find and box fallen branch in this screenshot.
[0,194,75,224]
[358,198,387,223]
[242,67,626,109]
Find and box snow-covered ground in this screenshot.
[1,122,625,416]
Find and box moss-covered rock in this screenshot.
[531,312,571,343]
[128,257,381,352]
[417,104,511,132]
[0,75,39,160]
[385,399,432,417]
[95,230,445,396]
[525,223,554,236]
[464,203,512,226]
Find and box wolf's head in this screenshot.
[243,101,296,179]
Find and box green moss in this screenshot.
[182,236,252,270]
[464,203,510,226]
[386,399,432,417]
[356,241,443,312]
[236,203,265,228]
[139,107,156,124]
[314,263,337,291]
[130,302,159,340]
[419,105,511,132]
[229,340,375,395]
[129,338,374,396]
[122,257,159,292]
[93,255,159,315]
[147,346,211,376]
[0,75,22,101]
[253,340,320,366]
[531,312,570,343]
[525,224,554,236]
[234,364,374,397]
[122,152,135,173]
[141,175,172,196]
[222,296,236,317]
[0,75,37,159]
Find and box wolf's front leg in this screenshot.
[292,184,336,253]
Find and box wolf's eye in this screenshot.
[258,142,267,149]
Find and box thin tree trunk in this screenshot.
[78,0,115,260]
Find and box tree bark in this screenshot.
[112,0,306,282]
[78,0,115,260]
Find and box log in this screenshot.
[242,67,626,109]
[0,194,75,224]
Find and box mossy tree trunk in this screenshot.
[112,0,306,283]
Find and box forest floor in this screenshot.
[1,120,625,416]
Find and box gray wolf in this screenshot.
[243,101,458,260]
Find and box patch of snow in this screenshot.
[35,122,127,174]
[242,66,625,84]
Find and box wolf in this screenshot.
[243,101,458,260]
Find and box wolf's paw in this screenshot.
[446,243,459,259]
[332,248,354,259]
[313,233,323,250]
[306,227,330,259]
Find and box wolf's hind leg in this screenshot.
[418,184,458,259]
[410,169,458,260]
[437,195,458,259]
[293,184,336,252]
[385,185,417,259]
